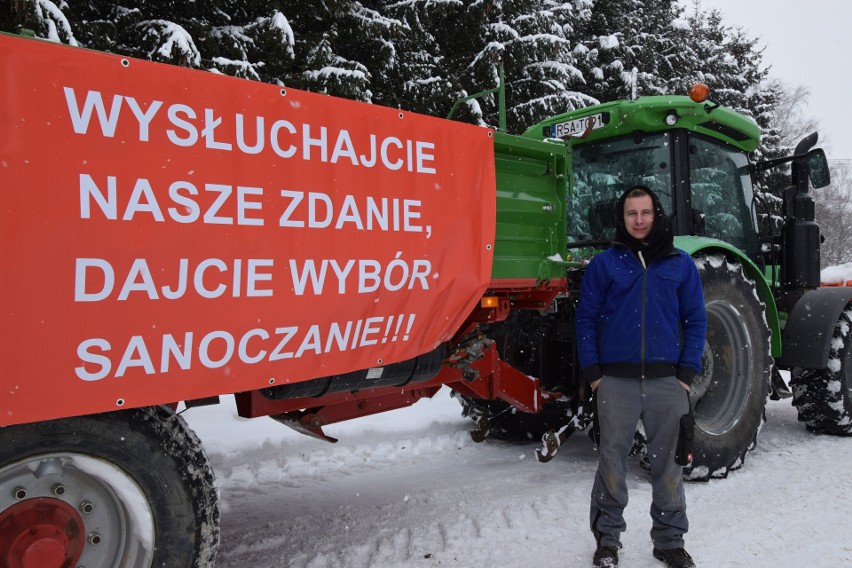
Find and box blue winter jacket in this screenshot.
[575,245,707,385]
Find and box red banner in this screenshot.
[0,34,496,426]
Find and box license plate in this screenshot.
[550,113,606,138]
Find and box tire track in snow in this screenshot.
[211,430,593,567]
[191,391,852,567]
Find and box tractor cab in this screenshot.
[525,84,830,284]
[566,128,760,261]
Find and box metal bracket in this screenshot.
[269,412,339,444]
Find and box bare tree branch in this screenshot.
[815,160,852,266]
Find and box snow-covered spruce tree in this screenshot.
[627,0,698,97]
[375,0,459,118]
[668,3,779,154]
[382,0,595,133]
[478,0,595,133]
[2,1,786,138]
[681,8,775,125]
[569,0,668,102]
[378,0,497,125]
[688,6,787,237]
[3,0,78,45]
[283,0,403,102]
[199,0,296,84]
[66,2,208,68]
[1,1,297,84]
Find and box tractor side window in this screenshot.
[688,136,759,257]
[569,133,672,242]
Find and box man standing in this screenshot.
[576,186,707,568]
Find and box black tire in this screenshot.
[790,305,852,435]
[686,254,772,481]
[0,405,219,567]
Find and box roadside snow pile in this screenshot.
[822,262,852,284]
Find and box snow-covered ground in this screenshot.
[185,386,852,568]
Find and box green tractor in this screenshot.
[457,83,850,481]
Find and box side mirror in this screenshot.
[807,148,830,189]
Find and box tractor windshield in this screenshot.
[688,135,760,257]
[568,133,673,243]
[567,131,760,259]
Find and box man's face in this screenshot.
[624,194,654,241]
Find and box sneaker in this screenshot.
[653,547,695,568]
[593,545,619,567]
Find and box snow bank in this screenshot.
[822,262,852,284]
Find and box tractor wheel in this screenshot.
[686,255,772,481]
[790,305,852,435]
[0,405,219,567]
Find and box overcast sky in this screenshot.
[687,0,851,161]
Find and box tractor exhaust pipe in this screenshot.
[781,133,821,290]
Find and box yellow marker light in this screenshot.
[480,296,499,308]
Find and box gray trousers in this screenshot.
[590,375,690,550]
